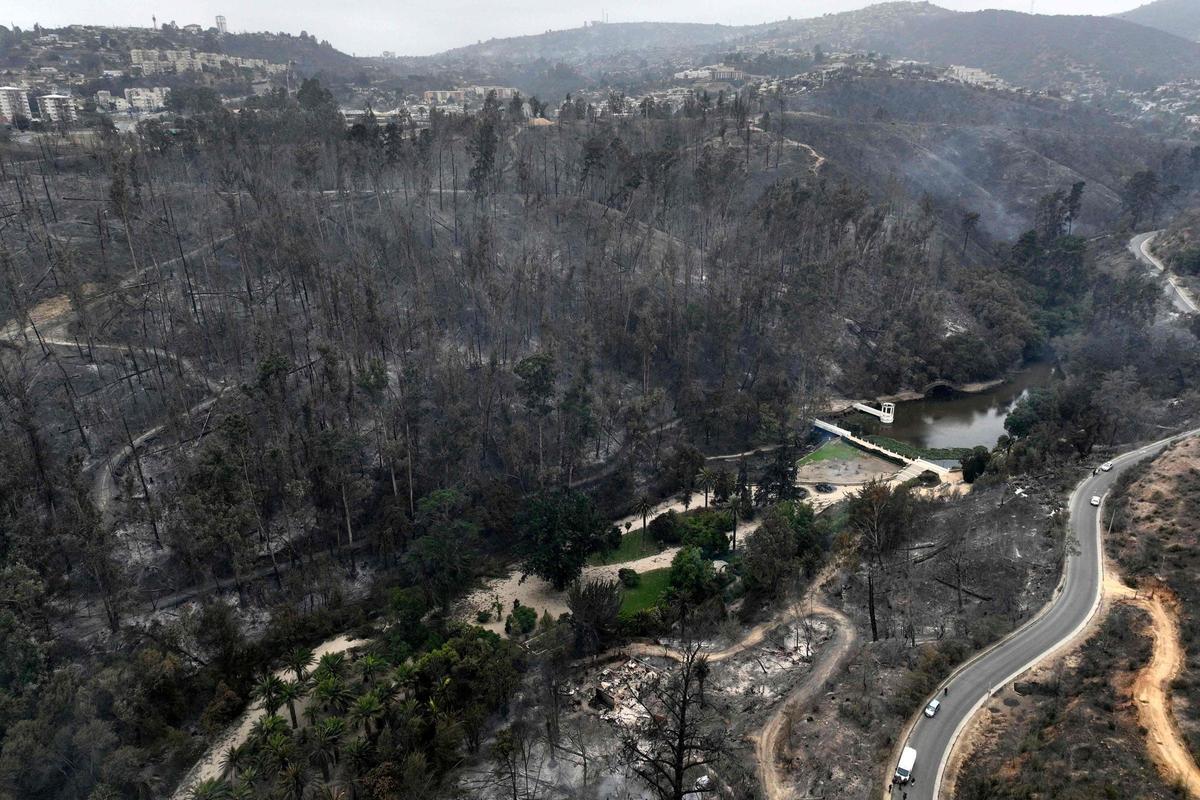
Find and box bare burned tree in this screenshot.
[620,643,735,800]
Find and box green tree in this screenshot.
[284,647,315,683]
[349,690,385,740]
[516,488,606,590]
[1121,170,1160,228]
[514,353,557,477]
[279,680,306,729]
[253,673,285,716]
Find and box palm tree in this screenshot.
[313,652,346,682]
[634,495,653,533]
[697,467,715,507]
[220,743,249,781]
[253,673,286,716]
[634,494,654,551]
[262,730,295,773]
[342,738,373,778]
[314,676,355,715]
[279,679,307,729]
[309,717,345,782]
[233,766,259,790]
[303,701,324,728]
[358,653,386,686]
[190,779,231,800]
[391,697,422,753]
[284,646,316,682]
[250,714,290,744]
[228,779,256,800]
[276,762,310,800]
[311,783,349,800]
[349,691,385,740]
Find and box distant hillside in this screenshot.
[786,77,1180,239]
[422,2,1200,93]
[216,31,362,75]
[439,21,738,63]
[2,24,364,77]
[1117,0,1200,42]
[747,3,1200,90]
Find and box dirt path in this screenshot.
[754,603,855,800]
[1126,588,1200,796]
[750,123,827,175]
[34,337,230,514]
[168,635,370,800]
[1101,567,1200,796]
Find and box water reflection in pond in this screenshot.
[885,362,1059,450]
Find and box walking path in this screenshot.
[1108,575,1200,795]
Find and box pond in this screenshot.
[884,362,1059,451]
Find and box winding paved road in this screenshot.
[1129,231,1198,314]
[896,427,1200,800]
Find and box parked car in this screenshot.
[1101,461,1114,472]
[1090,495,1101,507]
[924,698,941,718]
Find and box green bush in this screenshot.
[650,508,733,555]
[505,603,537,637]
[617,568,640,588]
[648,509,683,544]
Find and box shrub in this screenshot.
[648,509,682,544]
[505,603,537,637]
[200,682,243,734]
[678,509,734,557]
[617,568,640,588]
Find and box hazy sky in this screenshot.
[13,0,1145,57]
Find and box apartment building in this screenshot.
[124,86,171,112]
[130,48,285,76]
[0,86,31,122]
[37,94,78,124]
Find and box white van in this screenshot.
[894,746,917,784]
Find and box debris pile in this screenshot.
[575,658,663,728]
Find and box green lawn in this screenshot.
[797,438,860,466]
[589,529,662,566]
[619,567,672,617]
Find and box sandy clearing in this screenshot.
[795,450,898,486]
[461,516,766,636]
[0,293,73,340]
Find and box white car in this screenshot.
[1101,462,1114,472]
[1090,495,1102,507]
[924,698,941,718]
